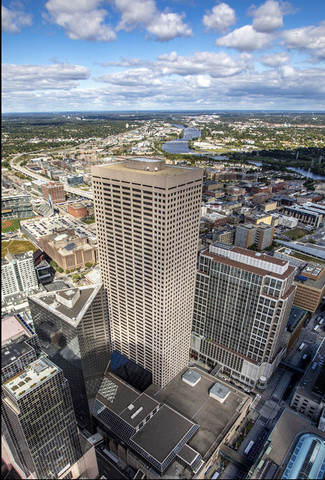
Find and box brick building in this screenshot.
[41,182,65,204]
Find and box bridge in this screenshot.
[280,361,304,374]
[219,445,253,470]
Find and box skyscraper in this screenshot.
[92,158,203,387]
[2,251,38,298]
[28,284,110,424]
[2,357,82,479]
[191,243,296,387]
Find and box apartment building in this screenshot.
[1,251,38,298]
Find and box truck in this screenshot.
[298,342,305,351]
[211,473,220,479]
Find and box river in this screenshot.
[248,161,325,180]
[162,125,227,161]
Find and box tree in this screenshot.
[57,267,63,273]
[65,269,70,274]
[85,262,92,268]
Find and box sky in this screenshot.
[2,0,325,113]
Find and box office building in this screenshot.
[191,244,296,387]
[1,251,38,298]
[92,158,203,388]
[282,202,325,228]
[38,229,97,270]
[235,223,274,250]
[2,357,82,479]
[41,182,66,204]
[68,202,88,218]
[28,284,109,424]
[1,193,34,219]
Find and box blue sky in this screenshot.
[2,0,325,112]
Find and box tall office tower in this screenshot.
[1,251,38,298]
[191,243,296,387]
[2,357,82,479]
[92,158,203,388]
[28,284,110,424]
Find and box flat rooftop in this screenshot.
[132,404,197,464]
[96,161,198,177]
[28,284,102,326]
[146,367,250,459]
[2,334,34,368]
[3,357,59,399]
[1,315,28,346]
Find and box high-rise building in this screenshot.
[1,251,38,298]
[191,243,296,387]
[28,284,110,425]
[2,357,82,479]
[235,223,274,250]
[92,158,203,388]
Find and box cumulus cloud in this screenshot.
[259,52,290,67]
[44,0,116,41]
[156,51,252,77]
[115,0,156,31]
[2,63,90,92]
[282,21,325,60]
[146,12,192,41]
[250,0,284,33]
[203,2,236,33]
[216,25,274,51]
[2,5,32,34]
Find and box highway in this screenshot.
[10,156,93,200]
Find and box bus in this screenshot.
[298,343,305,351]
[244,441,254,455]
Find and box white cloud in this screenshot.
[114,0,192,41]
[115,0,156,31]
[2,63,90,92]
[146,12,192,41]
[44,0,116,41]
[96,68,161,86]
[216,25,274,51]
[203,2,236,33]
[259,52,290,67]
[250,0,284,33]
[2,5,32,34]
[101,58,145,67]
[156,51,252,77]
[282,21,325,60]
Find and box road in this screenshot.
[95,448,128,479]
[9,155,93,199]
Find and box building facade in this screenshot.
[191,244,296,387]
[92,158,203,388]
[28,284,110,425]
[41,182,66,204]
[1,251,38,298]
[2,357,82,479]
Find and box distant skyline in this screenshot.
[2,0,325,113]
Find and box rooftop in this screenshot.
[28,284,102,326]
[3,357,59,399]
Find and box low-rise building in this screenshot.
[68,202,88,218]
[250,408,325,480]
[283,202,325,228]
[290,341,325,422]
[38,229,97,270]
[293,263,325,313]
[93,367,251,479]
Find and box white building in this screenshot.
[277,215,299,228]
[1,251,38,297]
[92,158,203,388]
